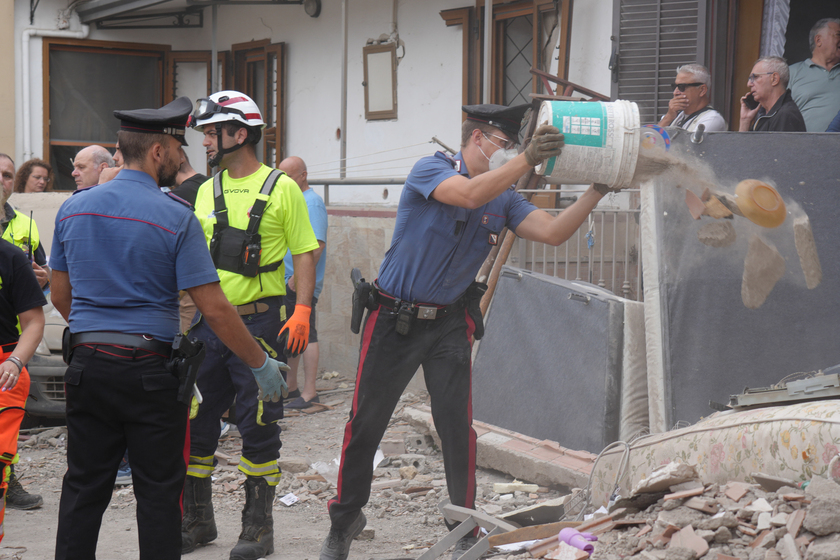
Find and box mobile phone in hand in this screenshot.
[744,93,759,110]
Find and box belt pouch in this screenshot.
[466,282,488,340]
[62,327,73,364]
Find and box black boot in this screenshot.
[230,476,275,560]
[5,470,43,510]
[181,476,217,554]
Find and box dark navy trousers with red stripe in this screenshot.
[328,303,477,531]
[56,344,188,560]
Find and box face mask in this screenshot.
[488,148,519,170]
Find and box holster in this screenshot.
[350,268,374,335]
[61,327,72,364]
[465,281,488,340]
[165,333,206,405]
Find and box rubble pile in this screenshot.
[489,465,840,560]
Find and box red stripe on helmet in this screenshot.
[217,96,250,106]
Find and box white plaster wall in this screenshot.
[14,0,466,203]
[566,0,613,99]
[14,0,612,203]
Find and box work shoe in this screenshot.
[114,456,132,486]
[283,388,301,402]
[181,476,218,554]
[5,471,43,510]
[229,476,275,560]
[285,394,320,410]
[451,536,478,560]
[319,511,366,560]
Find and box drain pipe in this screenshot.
[211,5,218,91]
[339,0,347,179]
[21,24,90,160]
[483,0,491,102]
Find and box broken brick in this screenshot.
[668,525,709,557]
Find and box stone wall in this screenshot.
[15,192,397,378]
[314,210,396,376]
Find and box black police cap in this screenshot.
[462,103,530,143]
[114,96,193,146]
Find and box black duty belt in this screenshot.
[372,289,463,320]
[70,331,172,355]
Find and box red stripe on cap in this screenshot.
[466,115,518,127]
[242,113,261,120]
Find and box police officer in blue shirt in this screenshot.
[49,97,289,560]
[320,104,616,560]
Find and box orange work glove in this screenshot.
[277,304,311,358]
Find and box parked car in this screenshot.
[25,295,67,420]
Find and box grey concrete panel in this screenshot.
[649,131,840,426]
[473,267,624,454]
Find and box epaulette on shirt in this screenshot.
[436,151,461,173]
[166,192,193,208]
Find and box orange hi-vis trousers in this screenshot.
[0,348,30,544]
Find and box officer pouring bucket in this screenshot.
[533,99,641,190]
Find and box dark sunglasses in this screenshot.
[671,82,704,92]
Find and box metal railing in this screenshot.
[308,180,643,301]
[509,195,643,301]
[308,178,407,206]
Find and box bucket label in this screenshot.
[550,103,608,148]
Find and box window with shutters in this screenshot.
[611,0,707,126]
[441,0,572,121]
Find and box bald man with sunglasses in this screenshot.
[658,64,726,131]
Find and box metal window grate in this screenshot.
[42,377,67,402]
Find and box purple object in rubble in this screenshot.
[558,527,598,553]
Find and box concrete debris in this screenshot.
[741,234,785,309]
[277,456,309,474]
[486,470,840,560]
[632,463,700,495]
[380,438,407,456]
[746,498,774,513]
[544,541,590,560]
[668,525,709,557]
[752,472,799,493]
[495,482,540,494]
[793,215,822,289]
[803,476,840,536]
[698,220,737,248]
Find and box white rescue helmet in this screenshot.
[191,91,266,129]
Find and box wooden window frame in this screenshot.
[167,50,213,103]
[231,39,285,167]
[42,38,170,182]
[362,42,398,120]
[441,0,571,112]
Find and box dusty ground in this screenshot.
[1,373,547,560]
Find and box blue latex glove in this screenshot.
[250,352,290,402]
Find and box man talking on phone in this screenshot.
[739,56,806,132]
[658,64,726,132]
